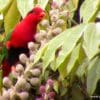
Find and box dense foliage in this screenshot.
[0,0,100,99]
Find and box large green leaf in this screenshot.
[34,44,48,64]
[55,24,85,69]
[83,23,100,60]
[87,57,100,95]
[38,0,49,9]
[80,0,100,23]
[67,43,81,75]
[42,24,86,72]
[4,0,21,34]
[17,0,34,18]
[58,54,70,80]
[0,0,10,12]
[58,43,81,79]
[76,59,88,78]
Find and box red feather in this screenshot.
[6,6,45,49]
[3,6,45,76]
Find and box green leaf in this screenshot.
[0,0,10,12]
[72,0,79,9]
[0,46,7,65]
[53,80,59,93]
[80,0,100,23]
[56,24,85,69]
[50,56,56,71]
[87,57,100,95]
[68,0,79,11]
[60,80,68,96]
[3,30,12,42]
[38,0,49,9]
[0,35,4,42]
[34,44,48,64]
[76,59,88,78]
[67,43,81,75]
[4,0,21,34]
[58,43,81,79]
[0,54,4,65]
[17,0,34,18]
[42,24,86,72]
[58,55,70,80]
[97,11,100,18]
[83,23,100,60]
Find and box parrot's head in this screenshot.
[26,6,45,24]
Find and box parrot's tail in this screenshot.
[2,60,11,76]
[2,47,29,77]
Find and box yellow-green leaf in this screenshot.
[83,23,100,60]
[0,0,10,12]
[58,43,81,79]
[53,80,59,93]
[38,0,49,9]
[72,0,79,9]
[4,0,21,34]
[87,57,100,95]
[67,43,81,74]
[56,24,85,69]
[34,44,48,64]
[80,0,100,23]
[42,24,86,72]
[17,0,34,18]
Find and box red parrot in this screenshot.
[2,6,45,76]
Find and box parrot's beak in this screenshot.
[39,11,46,19]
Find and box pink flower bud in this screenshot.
[47,79,54,87]
[39,85,46,94]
